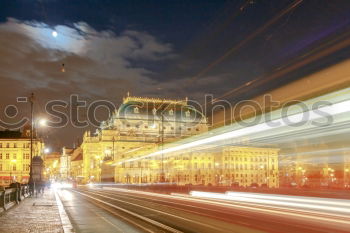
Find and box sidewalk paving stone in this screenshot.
[0,189,64,233]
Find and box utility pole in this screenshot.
[161,113,165,182]
[112,136,115,160]
[29,93,34,184]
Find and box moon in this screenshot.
[52,31,58,37]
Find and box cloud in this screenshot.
[0,18,175,95]
[0,18,178,147]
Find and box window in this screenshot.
[13,164,16,171]
[0,153,2,159]
[6,143,9,148]
[185,110,190,117]
[169,109,174,115]
[134,107,139,113]
[0,143,2,148]
[0,164,2,171]
[13,154,17,159]
[14,143,17,148]
[6,153,9,159]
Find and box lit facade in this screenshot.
[60,147,73,179]
[81,95,208,183]
[43,152,61,180]
[78,95,280,188]
[221,147,279,188]
[70,147,84,182]
[0,129,44,185]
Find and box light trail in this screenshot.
[225,191,350,208]
[189,191,350,215]
[118,98,350,164]
[97,187,350,227]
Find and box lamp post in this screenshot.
[28,93,47,184]
[159,113,165,182]
[29,93,34,184]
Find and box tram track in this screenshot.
[74,187,350,233]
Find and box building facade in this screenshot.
[77,95,280,188]
[81,95,208,183]
[60,147,73,180]
[43,152,61,181]
[0,128,44,186]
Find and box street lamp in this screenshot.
[29,93,47,184]
[39,119,47,127]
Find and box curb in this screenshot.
[54,190,75,233]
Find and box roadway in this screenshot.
[57,187,350,233]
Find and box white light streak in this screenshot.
[119,99,350,164]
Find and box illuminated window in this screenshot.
[13,164,16,171]
[6,153,9,159]
[134,107,139,113]
[169,109,174,115]
[6,143,9,148]
[14,143,17,148]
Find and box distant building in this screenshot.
[222,147,279,188]
[70,147,83,183]
[43,152,61,180]
[0,127,44,185]
[60,147,73,179]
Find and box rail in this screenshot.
[0,184,30,213]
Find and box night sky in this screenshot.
[0,0,349,150]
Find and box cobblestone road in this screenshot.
[0,189,64,233]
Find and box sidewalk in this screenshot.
[0,188,72,233]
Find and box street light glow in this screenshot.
[38,118,47,127]
[44,148,51,154]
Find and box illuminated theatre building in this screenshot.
[81,95,279,187]
[0,127,44,185]
[81,95,208,183]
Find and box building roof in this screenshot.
[0,129,24,138]
[71,152,83,161]
[114,96,206,123]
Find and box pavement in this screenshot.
[0,188,71,233]
[58,189,142,233]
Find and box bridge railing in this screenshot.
[0,184,31,213]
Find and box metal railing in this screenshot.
[0,184,30,213]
